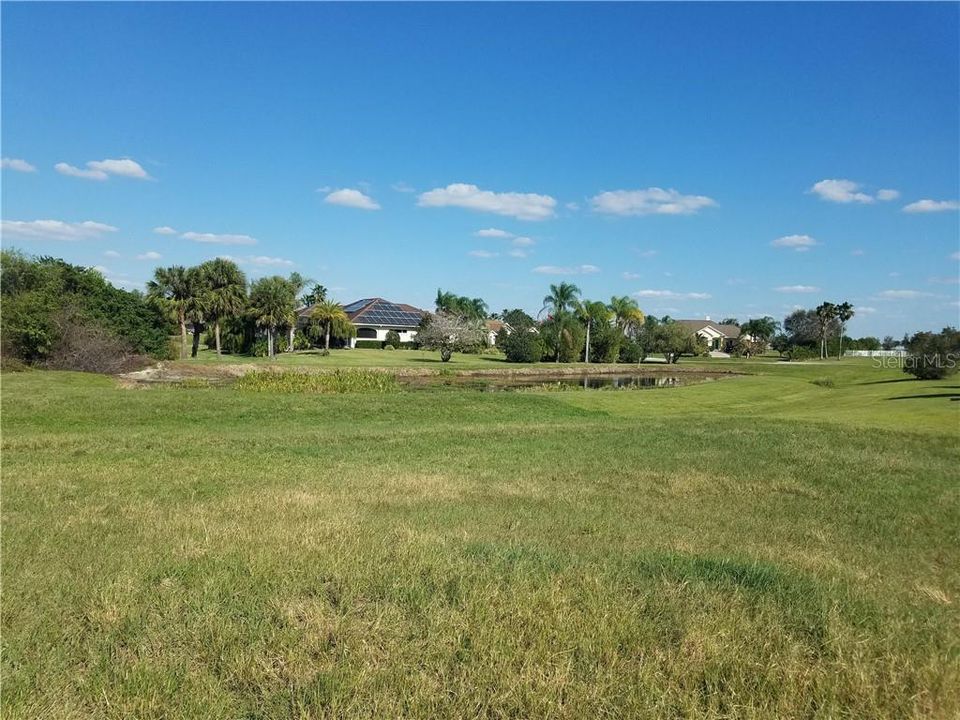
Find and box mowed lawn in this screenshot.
[1,359,958,718]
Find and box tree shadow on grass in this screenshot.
[858,378,916,386]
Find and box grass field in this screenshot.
[2,356,958,718]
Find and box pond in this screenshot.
[404,372,728,392]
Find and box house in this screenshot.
[484,319,507,346]
[676,319,742,352]
[297,297,426,348]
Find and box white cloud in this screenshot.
[55,157,150,181]
[878,289,933,299]
[418,183,556,221]
[809,179,875,204]
[774,285,821,293]
[928,276,959,285]
[468,249,499,258]
[0,219,118,241]
[55,162,107,180]
[590,187,716,216]
[850,249,866,256]
[771,234,819,252]
[856,306,878,314]
[475,228,513,238]
[532,264,599,275]
[876,189,900,201]
[512,236,535,247]
[951,252,960,261]
[323,188,380,210]
[136,251,162,260]
[391,181,415,193]
[1,158,36,173]
[622,271,641,280]
[153,226,178,235]
[104,250,121,258]
[636,249,658,258]
[181,231,257,246]
[507,248,530,258]
[631,289,711,300]
[565,202,580,211]
[902,199,960,213]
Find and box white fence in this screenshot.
[844,350,907,357]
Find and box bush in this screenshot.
[502,330,544,363]
[810,378,836,388]
[399,341,418,350]
[354,340,383,350]
[588,324,622,363]
[44,315,152,374]
[385,344,395,351]
[903,328,960,380]
[384,330,401,349]
[786,346,818,361]
[618,337,645,364]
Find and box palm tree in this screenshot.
[541,282,581,362]
[835,302,855,359]
[310,299,352,351]
[575,300,610,363]
[249,276,296,357]
[608,295,645,337]
[284,272,310,351]
[146,266,192,359]
[815,302,837,360]
[199,258,247,356]
[184,266,209,358]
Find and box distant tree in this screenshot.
[784,308,820,348]
[301,284,328,307]
[574,300,611,363]
[903,327,960,380]
[541,282,581,362]
[741,316,779,343]
[654,323,702,363]
[284,272,310,351]
[384,329,401,349]
[198,258,247,356]
[771,333,791,358]
[435,289,488,320]
[815,302,838,359]
[881,335,896,351]
[184,266,209,358]
[719,317,739,326]
[147,265,193,359]
[310,299,354,351]
[249,276,297,357]
[500,308,536,332]
[608,295,645,337]
[417,312,485,362]
[858,336,881,351]
[835,302,855,359]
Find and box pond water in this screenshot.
[406,373,726,391]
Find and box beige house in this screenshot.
[676,319,742,352]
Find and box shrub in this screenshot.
[354,340,383,350]
[903,328,960,380]
[385,344,395,351]
[810,378,836,388]
[786,346,818,361]
[252,339,270,357]
[502,330,544,363]
[618,337,646,364]
[384,330,401,349]
[44,315,152,374]
[399,341,418,350]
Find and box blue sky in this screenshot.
[2,2,958,337]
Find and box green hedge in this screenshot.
[354,340,383,349]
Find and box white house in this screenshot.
[298,297,426,347]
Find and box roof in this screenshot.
[485,319,506,333]
[675,320,741,339]
[345,298,426,328]
[297,297,426,328]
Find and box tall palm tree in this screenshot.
[541,282,581,362]
[285,272,310,351]
[146,265,192,359]
[249,276,296,357]
[184,266,210,358]
[199,258,247,356]
[608,295,645,337]
[310,299,352,351]
[575,300,610,363]
[835,302,855,359]
[815,301,837,360]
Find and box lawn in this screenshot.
[1,359,958,718]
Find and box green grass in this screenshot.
[2,360,958,718]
